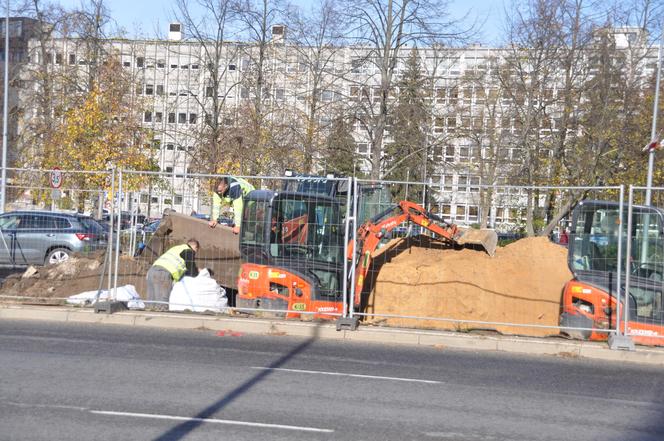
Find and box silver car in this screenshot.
[0,211,108,266]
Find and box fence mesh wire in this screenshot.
[350,180,623,338]
[623,187,664,344]
[0,169,640,346]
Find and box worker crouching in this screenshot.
[146,239,200,310]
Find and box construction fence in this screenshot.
[0,167,651,347]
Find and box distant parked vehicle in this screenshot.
[0,211,107,266]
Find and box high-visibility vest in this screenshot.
[153,244,191,281]
[212,177,256,225]
[226,177,254,201]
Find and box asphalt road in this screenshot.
[0,320,663,441]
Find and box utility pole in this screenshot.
[1,0,9,214]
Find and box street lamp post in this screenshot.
[1,0,9,214]
[646,28,664,206]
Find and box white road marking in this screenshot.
[251,366,442,384]
[89,410,334,433]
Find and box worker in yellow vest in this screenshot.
[146,239,200,310]
[209,176,255,234]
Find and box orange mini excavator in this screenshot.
[236,177,497,319]
[561,200,664,346]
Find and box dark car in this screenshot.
[0,211,107,266]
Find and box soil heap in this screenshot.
[365,236,572,337]
[1,251,151,301]
[0,213,241,302]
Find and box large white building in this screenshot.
[8,21,658,228]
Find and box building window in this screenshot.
[170,63,178,69]
[443,175,453,191]
[174,195,183,205]
[144,111,152,123]
[157,60,165,68]
[434,117,445,134]
[151,197,158,203]
[55,53,63,65]
[206,86,214,98]
[123,61,131,67]
[68,53,76,65]
[168,113,176,123]
[145,84,154,95]
[166,143,174,151]
[189,113,197,124]
[136,57,144,68]
[155,112,163,123]
[191,64,199,69]
[456,205,467,220]
[447,117,456,132]
[357,143,368,154]
[165,167,173,173]
[468,206,479,220]
[156,85,164,96]
[275,88,285,100]
[178,113,187,124]
[457,176,468,192]
[240,87,249,99]
[228,63,236,71]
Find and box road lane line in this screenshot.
[89,410,334,433]
[251,366,442,384]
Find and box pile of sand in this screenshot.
[365,236,572,337]
[1,252,151,301]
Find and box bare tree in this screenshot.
[341,0,471,179]
[285,0,345,172]
[172,0,242,174]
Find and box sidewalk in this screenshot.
[2,303,664,366]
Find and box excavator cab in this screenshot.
[561,200,664,345]
[237,190,346,317]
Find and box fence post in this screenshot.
[95,167,125,313]
[337,177,360,331]
[609,184,635,350]
[341,177,353,318]
[112,169,123,303]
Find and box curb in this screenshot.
[2,304,664,366]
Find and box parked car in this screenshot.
[100,211,147,231]
[0,211,107,266]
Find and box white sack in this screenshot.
[67,284,146,310]
[169,268,228,313]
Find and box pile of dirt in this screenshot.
[365,236,572,337]
[141,213,240,289]
[0,212,241,302]
[1,251,151,300]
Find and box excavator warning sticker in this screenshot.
[268,270,286,279]
[629,328,659,336]
[292,303,307,311]
[248,271,260,280]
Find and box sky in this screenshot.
[56,0,506,45]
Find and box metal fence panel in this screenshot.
[0,167,115,305]
[624,186,664,345]
[115,170,352,318]
[348,179,624,340]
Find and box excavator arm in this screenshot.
[349,200,497,304]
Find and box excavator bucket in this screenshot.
[456,228,498,257]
